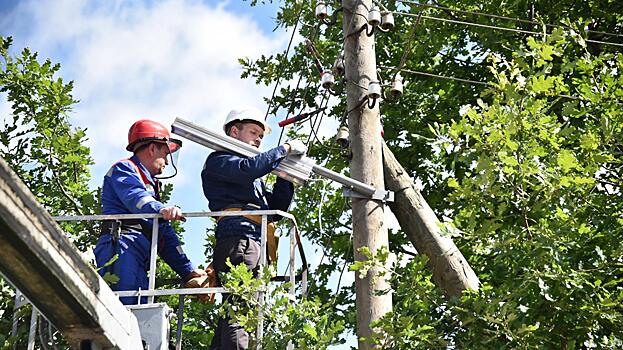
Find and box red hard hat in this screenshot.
[126,119,182,152]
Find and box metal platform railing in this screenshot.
[48,209,308,349]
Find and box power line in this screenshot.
[264,4,305,121]
[393,11,623,48]
[393,10,423,79]
[276,75,319,145]
[306,92,329,145]
[381,65,588,101]
[344,0,367,38]
[275,9,326,145]
[379,65,487,86]
[398,0,623,39]
[312,97,336,150]
[276,73,306,145]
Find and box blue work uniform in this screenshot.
[94,155,195,305]
[201,146,294,350]
[201,146,294,241]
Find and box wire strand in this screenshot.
[309,95,336,149]
[316,195,349,271]
[392,11,623,48]
[276,73,306,145]
[305,91,330,145]
[398,0,623,39]
[380,66,488,86]
[393,10,423,79]
[264,4,305,121]
[275,11,325,146]
[380,65,588,100]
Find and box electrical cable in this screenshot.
[398,0,623,39]
[392,11,623,48]
[305,91,330,146]
[327,231,353,312]
[277,75,319,146]
[318,179,327,233]
[343,0,366,39]
[315,191,350,270]
[345,79,369,90]
[316,97,333,139]
[393,10,423,79]
[276,73,306,145]
[302,171,352,318]
[264,3,305,121]
[309,87,342,152]
[277,26,320,145]
[380,65,588,100]
[380,65,488,86]
[276,8,327,146]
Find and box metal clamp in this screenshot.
[342,188,394,202]
[111,219,122,243]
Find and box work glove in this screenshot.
[286,139,307,156]
[184,265,217,303]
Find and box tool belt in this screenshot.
[100,219,152,240]
[216,208,279,264]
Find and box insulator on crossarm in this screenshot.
[390,73,404,99]
[367,6,381,27]
[335,125,349,148]
[321,70,335,89]
[380,11,395,31]
[333,53,345,76]
[367,80,382,100]
[315,3,329,20]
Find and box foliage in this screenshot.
[240,0,623,349]
[219,261,345,349]
[0,36,99,249]
[0,35,98,348]
[2,0,623,347]
[437,31,623,349]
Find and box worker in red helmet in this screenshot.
[94,119,206,305]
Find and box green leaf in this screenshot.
[302,323,318,340]
[557,150,579,172]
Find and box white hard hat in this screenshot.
[223,107,272,135]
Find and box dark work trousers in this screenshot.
[209,236,260,350]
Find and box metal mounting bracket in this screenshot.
[343,188,394,202]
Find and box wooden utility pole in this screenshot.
[383,143,480,297]
[342,1,392,348]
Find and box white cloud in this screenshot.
[1,0,292,264]
[3,0,287,169]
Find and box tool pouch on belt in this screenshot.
[217,208,279,264]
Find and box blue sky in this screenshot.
[0,0,293,264]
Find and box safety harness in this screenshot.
[100,158,161,240]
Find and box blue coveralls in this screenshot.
[94,155,195,305]
[201,146,294,350]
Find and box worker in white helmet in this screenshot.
[201,107,307,349]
